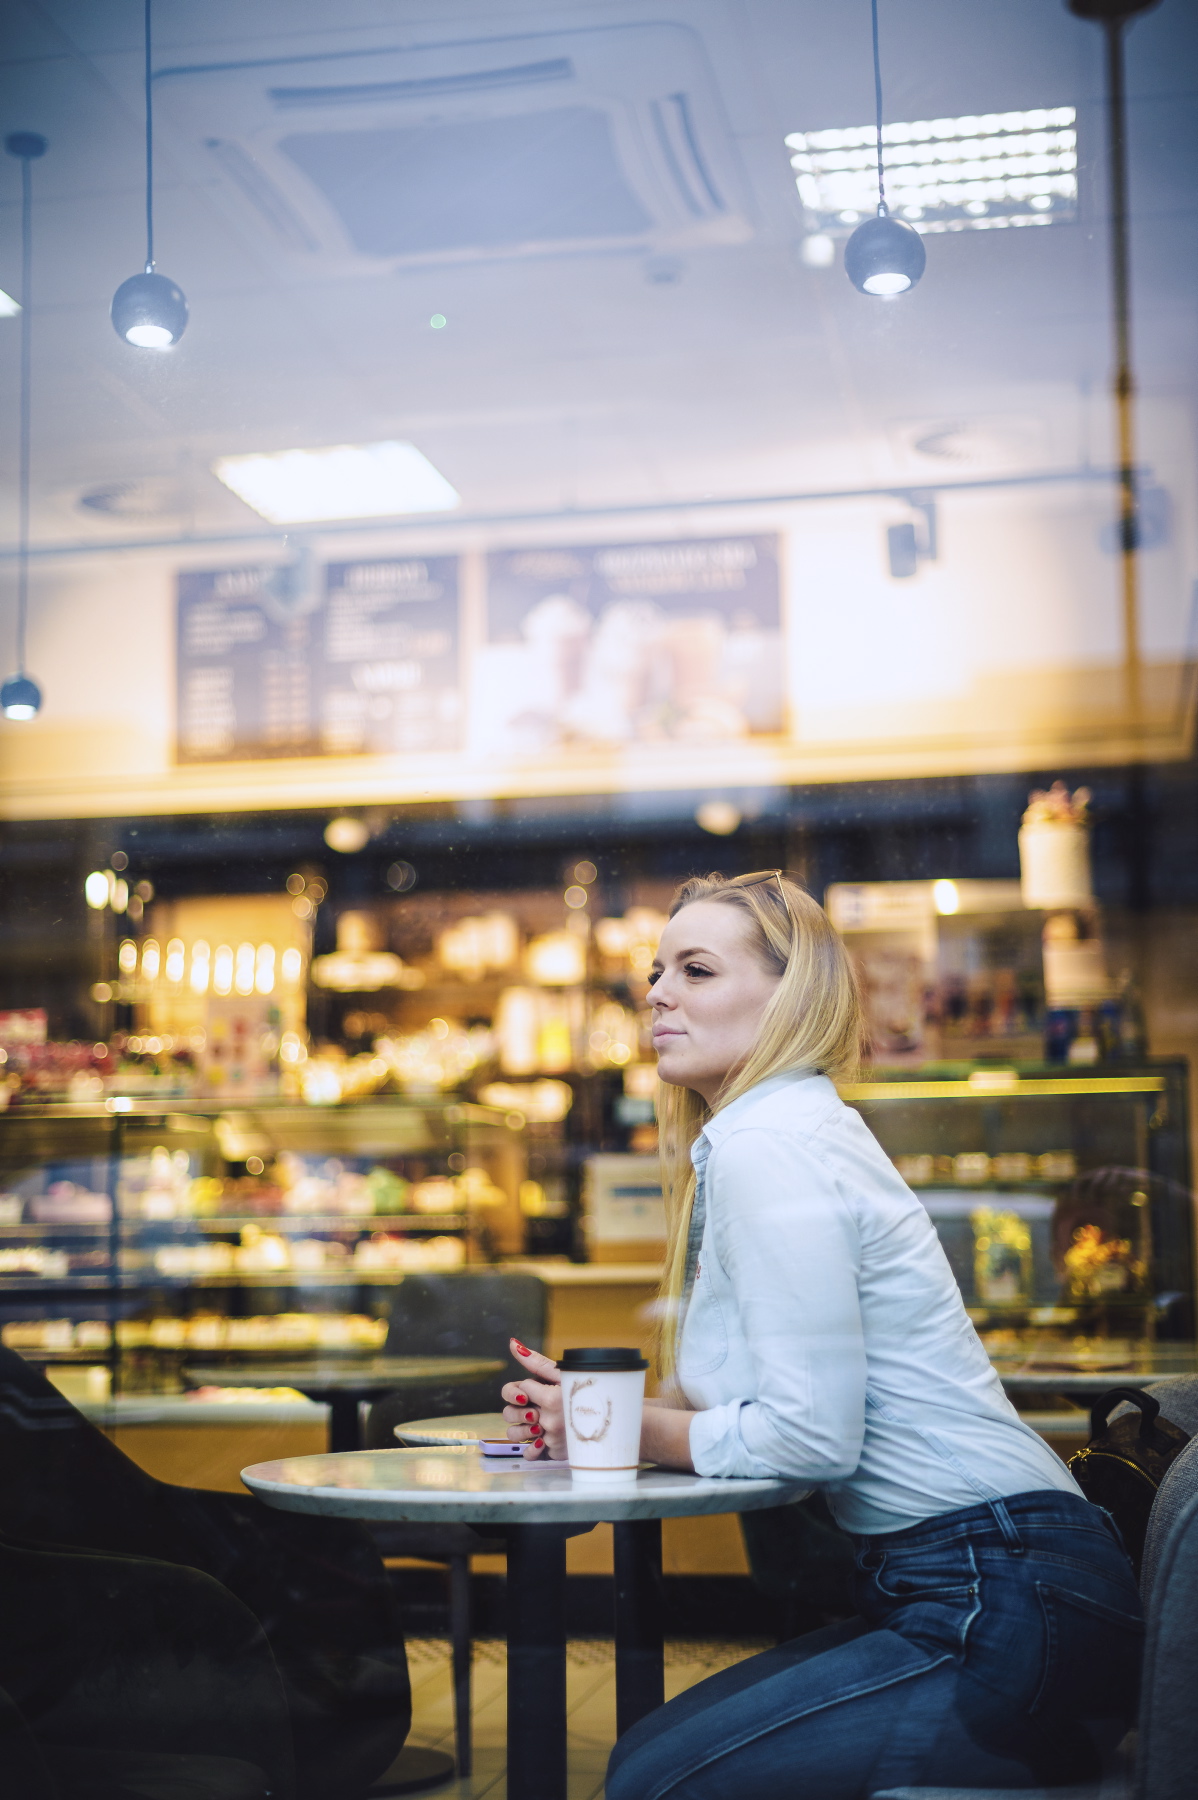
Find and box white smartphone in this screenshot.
[479,1437,526,1457]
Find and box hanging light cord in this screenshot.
[144,0,154,272]
[16,152,33,676]
[872,0,888,216]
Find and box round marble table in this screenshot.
[185,1356,504,1452]
[243,1445,805,1800]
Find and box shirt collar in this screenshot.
[689,1068,821,1166]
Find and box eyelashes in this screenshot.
[647,970,661,985]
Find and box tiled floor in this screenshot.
[402,1636,772,1799]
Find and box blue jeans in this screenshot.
[606,1490,1142,1800]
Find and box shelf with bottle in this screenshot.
[842,1059,1191,1359]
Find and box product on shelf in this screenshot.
[1,1312,391,1354]
[892,1150,1077,1186]
[1063,1224,1146,1299]
[1019,782,1093,911]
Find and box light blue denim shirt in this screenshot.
[680,1070,1080,1535]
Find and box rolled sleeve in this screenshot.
[688,1126,867,1485]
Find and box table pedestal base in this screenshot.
[614,1518,665,1735]
[506,1523,568,1800]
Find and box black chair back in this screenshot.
[364,1270,547,1447]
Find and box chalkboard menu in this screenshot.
[472,534,783,755]
[176,556,461,762]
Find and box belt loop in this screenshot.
[987,1498,1024,1553]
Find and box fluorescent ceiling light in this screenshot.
[212,440,461,523]
[786,107,1077,236]
[0,289,20,317]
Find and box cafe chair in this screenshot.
[0,1529,291,1798]
[873,1377,1198,1800]
[362,1270,548,1778]
[0,1345,411,1800]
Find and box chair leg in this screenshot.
[448,1553,473,1778]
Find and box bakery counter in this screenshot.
[505,1258,663,1369]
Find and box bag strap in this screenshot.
[1090,1385,1161,1443]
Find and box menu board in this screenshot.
[176,556,461,762]
[472,534,783,755]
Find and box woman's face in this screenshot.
[649,900,782,1105]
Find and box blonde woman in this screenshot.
[503,872,1141,1797]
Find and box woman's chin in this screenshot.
[654,1050,692,1088]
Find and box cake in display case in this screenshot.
[843,1060,1194,1374]
[0,1098,526,1396]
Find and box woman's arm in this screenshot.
[688,1125,866,1483]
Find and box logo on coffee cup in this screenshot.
[567,1377,612,1442]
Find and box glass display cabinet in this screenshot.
[843,1060,1194,1376]
[0,1098,526,1397]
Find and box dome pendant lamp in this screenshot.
[111,0,187,348]
[844,0,927,296]
[2,132,47,722]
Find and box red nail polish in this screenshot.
[514,1394,528,1404]
[534,1438,544,1448]
[514,1342,531,1356]
[525,1411,536,1422]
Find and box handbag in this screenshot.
[1067,1386,1191,1573]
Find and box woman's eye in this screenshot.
[683,963,713,979]
[646,970,661,986]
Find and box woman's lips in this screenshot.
[652,1028,684,1041]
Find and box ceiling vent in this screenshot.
[157,24,752,271]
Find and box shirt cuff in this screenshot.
[689,1399,812,1486]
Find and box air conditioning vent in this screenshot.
[158,23,751,271]
[267,58,576,109]
[280,111,653,257]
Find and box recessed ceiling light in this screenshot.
[786,107,1077,236]
[0,289,19,317]
[211,440,461,524]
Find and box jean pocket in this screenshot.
[1031,1581,1144,1723]
[866,1543,978,1599]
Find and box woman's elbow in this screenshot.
[752,1417,863,1483]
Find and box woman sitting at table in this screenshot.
[503,871,1142,1799]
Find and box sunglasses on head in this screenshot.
[727,869,795,929]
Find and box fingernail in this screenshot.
[514,1341,531,1356]
[514,1394,528,1404]
[534,1438,544,1448]
[525,1411,536,1422]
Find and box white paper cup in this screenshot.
[559,1348,648,1480]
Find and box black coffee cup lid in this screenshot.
[558,1346,648,1372]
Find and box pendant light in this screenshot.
[111,0,187,348]
[2,132,46,722]
[844,0,926,296]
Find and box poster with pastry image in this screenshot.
[471,534,783,755]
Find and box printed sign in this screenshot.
[176,557,460,762]
[317,557,461,755]
[473,534,783,755]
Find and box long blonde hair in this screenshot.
[654,871,864,1384]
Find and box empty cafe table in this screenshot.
[242,1445,806,1800]
[185,1356,504,1451]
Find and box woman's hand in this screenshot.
[501,1338,566,1460]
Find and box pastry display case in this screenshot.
[0,1097,526,1397]
[844,1060,1194,1372]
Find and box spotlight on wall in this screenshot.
[845,0,926,297]
[111,0,187,347]
[886,496,938,579]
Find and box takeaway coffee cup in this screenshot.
[559,1347,648,1482]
